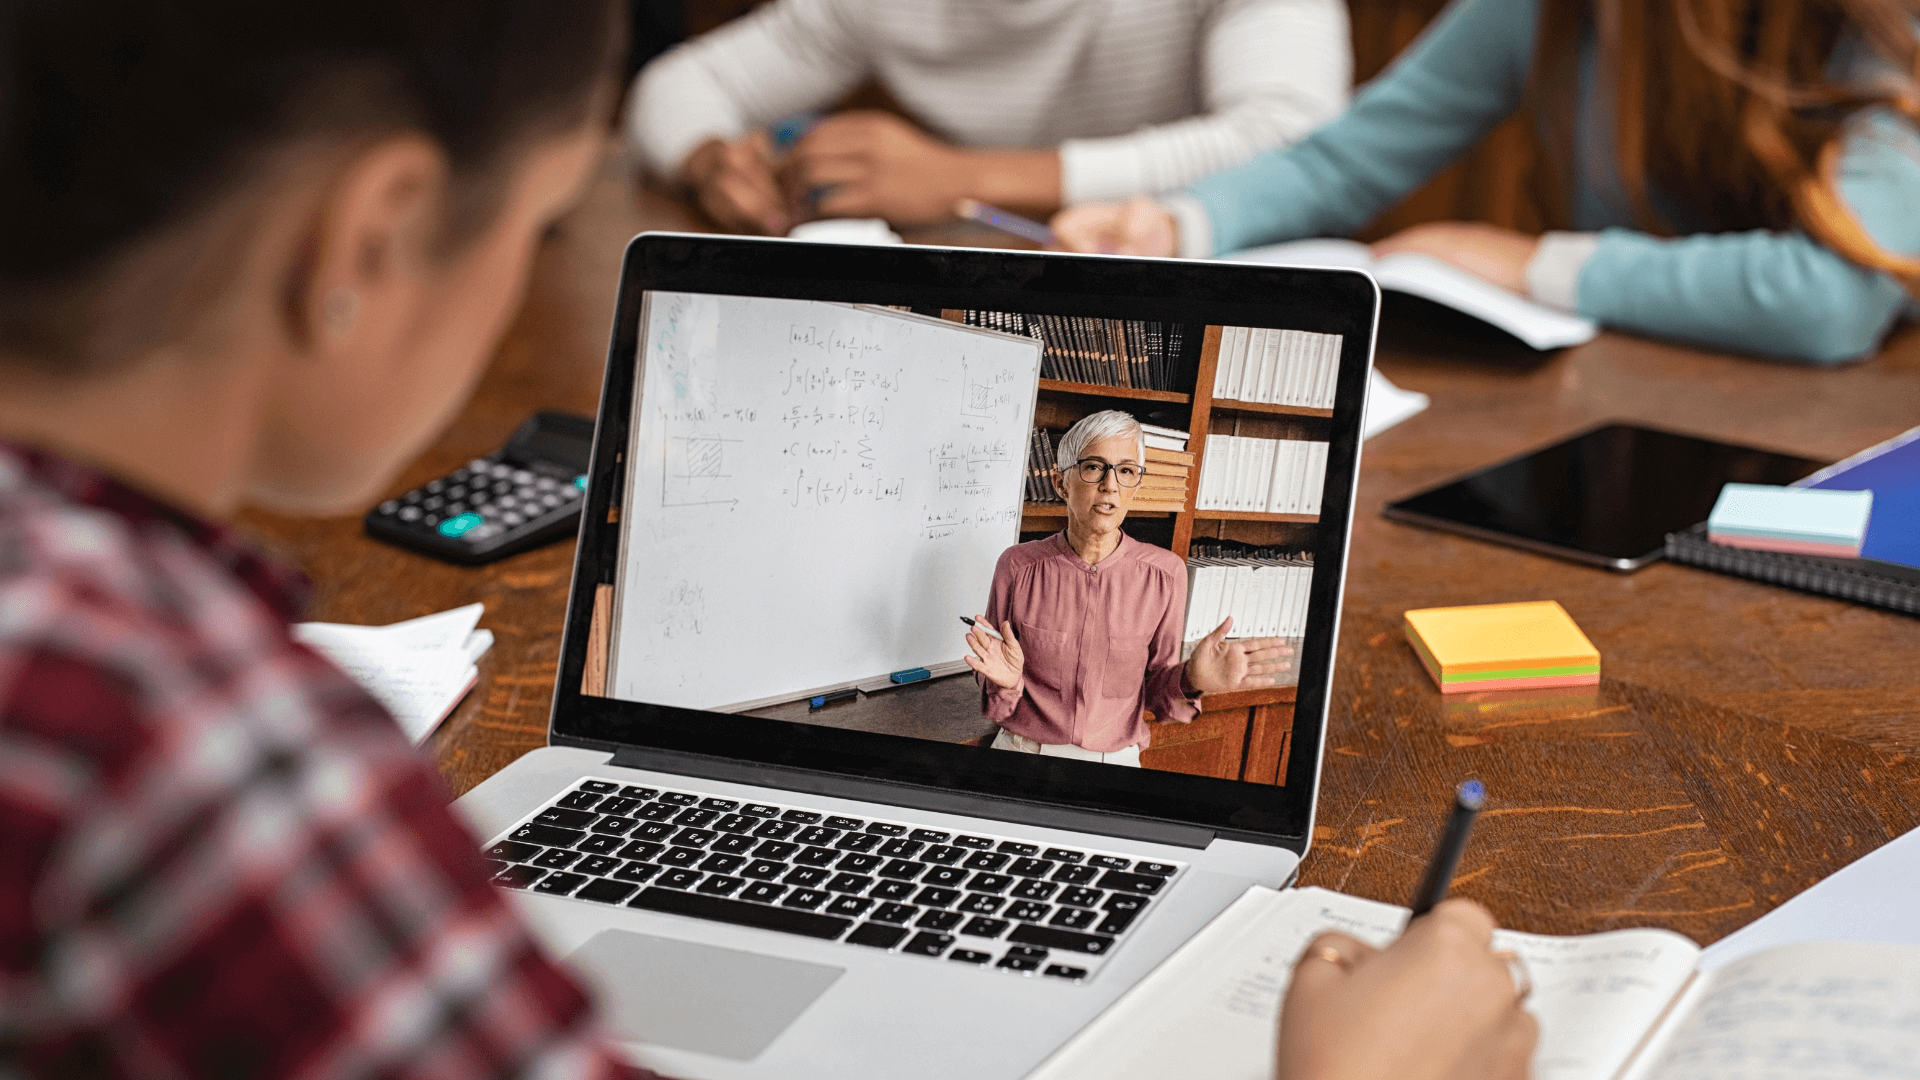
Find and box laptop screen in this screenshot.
[552,236,1376,849]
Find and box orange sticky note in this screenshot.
[1403,601,1600,694]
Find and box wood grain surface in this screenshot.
[240,143,1920,945]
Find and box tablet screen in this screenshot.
[1384,423,1825,569]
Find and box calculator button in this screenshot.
[536,476,557,490]
[378,501,399,514]
[398,506,422,521]
[425,480,444,493]
[541,493,562,508]
[468,458,489,471]
[437,512,484,538]
[422,495,444,510]
[573,474,588,490]
[516,485,537,498]
[511,469,533,484]
[503,512,524,526]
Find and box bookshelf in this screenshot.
[928,309,1328,784]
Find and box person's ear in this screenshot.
[1050,466,1066,500]
[284,135,449,357]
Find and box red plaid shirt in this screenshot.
[0,445,649,1079]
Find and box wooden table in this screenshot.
[243,146,1920,947]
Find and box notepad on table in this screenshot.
[1706,482,1873,557]
[294,603,493,744]
[1403,600,1599,693]
[1025,884,1920,1080]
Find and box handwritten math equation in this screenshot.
[781,361,905,397]
[782,468,907,508]
[777,403,886,431]
[788,323,885,362]
[920,504,1022,540]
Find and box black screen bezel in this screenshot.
[548,234,1379,849]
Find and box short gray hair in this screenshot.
[1055,410,1145,471]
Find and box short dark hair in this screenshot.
[0,0,621,361]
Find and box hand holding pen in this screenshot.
[960,614,1023,690]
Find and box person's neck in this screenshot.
[1064,519,1123,565]
[0,346,268,519]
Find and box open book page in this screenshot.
[294,604,492,744]
[1221,240,1600,351]
[1026,886,1700,1080]
[1622,941,1920,1080]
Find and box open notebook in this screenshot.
[1222,239,1599,351]
[294,604,493,744]
[1027,885,1920,1080]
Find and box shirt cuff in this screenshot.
[1160,194,1216,260]
[1059,138,1151,205]
[1524,231,1600,312]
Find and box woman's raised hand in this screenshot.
[1183,616,1292,694]
[1276,900,1537,1080]
[963,616,1024,690]
[1050,197,1179,256]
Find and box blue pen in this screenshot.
[955,199,1056,246]
[1409,780,1485,918]
[808,687,858,711]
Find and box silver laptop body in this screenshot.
[455,234,1380,1079]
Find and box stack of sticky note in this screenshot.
[1707,483,1873,558]
[1403,601,1600,694]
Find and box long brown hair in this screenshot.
[1529,0,1920,291]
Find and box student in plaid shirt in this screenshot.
[0,1,1540,1077]
[0,2,658,1076]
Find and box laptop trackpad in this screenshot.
[566,930,844,1061]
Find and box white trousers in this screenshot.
[991,727,1143,767]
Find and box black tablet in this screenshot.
[1382,423,1826,571]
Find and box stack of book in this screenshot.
[1210,325,1343,408]
[954,310,1187,391]
[1183,554,1314,646]
[1135,442,1192,512]
[1196,435,1328,515]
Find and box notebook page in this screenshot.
[1631,941,1920,1080]
[1026,886,1700,1080]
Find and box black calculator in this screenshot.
[364,411,595,564]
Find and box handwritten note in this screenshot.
[1028,887,1703,1080]
[1641,942,1920,1080]
[609,295,1042,710]
[295,604,491,744]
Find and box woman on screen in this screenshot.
[966,410,1290,766]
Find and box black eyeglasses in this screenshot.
[1069,458,1145,487]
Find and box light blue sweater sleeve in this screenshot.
[1187,0,1920,365]
[1188,0,1536,253]
[1577,110,1920,365]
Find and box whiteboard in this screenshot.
[608,292,1043,710]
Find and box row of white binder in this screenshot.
[1197,435,1328,515]
[1211,325,1343,408]
[1184,559,1314,642]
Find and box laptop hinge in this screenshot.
[607,746,1218,850]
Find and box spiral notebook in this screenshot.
[1665,424,1920,614]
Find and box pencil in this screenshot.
[955,199,1056,246]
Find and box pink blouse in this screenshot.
[979,533,1198,752]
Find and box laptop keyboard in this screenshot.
[483,779,1186,983]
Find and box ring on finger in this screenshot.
[1308,944,1353,971]
[1492,950,1532,1000]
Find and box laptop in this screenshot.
[453,234,1379,1079]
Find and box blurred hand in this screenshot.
[1184,616,1292,693]
[1050,198,1178,256]
[1371,222,1539,295]
[682,131,788,235]
[1276,899,1537,1080]
[963,616,1024,690]
[783,111,974,226]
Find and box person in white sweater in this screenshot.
[629,0,1350,234]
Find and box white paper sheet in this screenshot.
[1698,823,1920,969]
[294,603,491,744]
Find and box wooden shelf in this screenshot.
[1211,398,1333,419]
[1190,510,1319,523]
[1021,503,1170,519]
[1037,379,1190,405]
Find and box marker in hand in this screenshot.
[1408,779,1485,918]
[959,615,1001,639]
